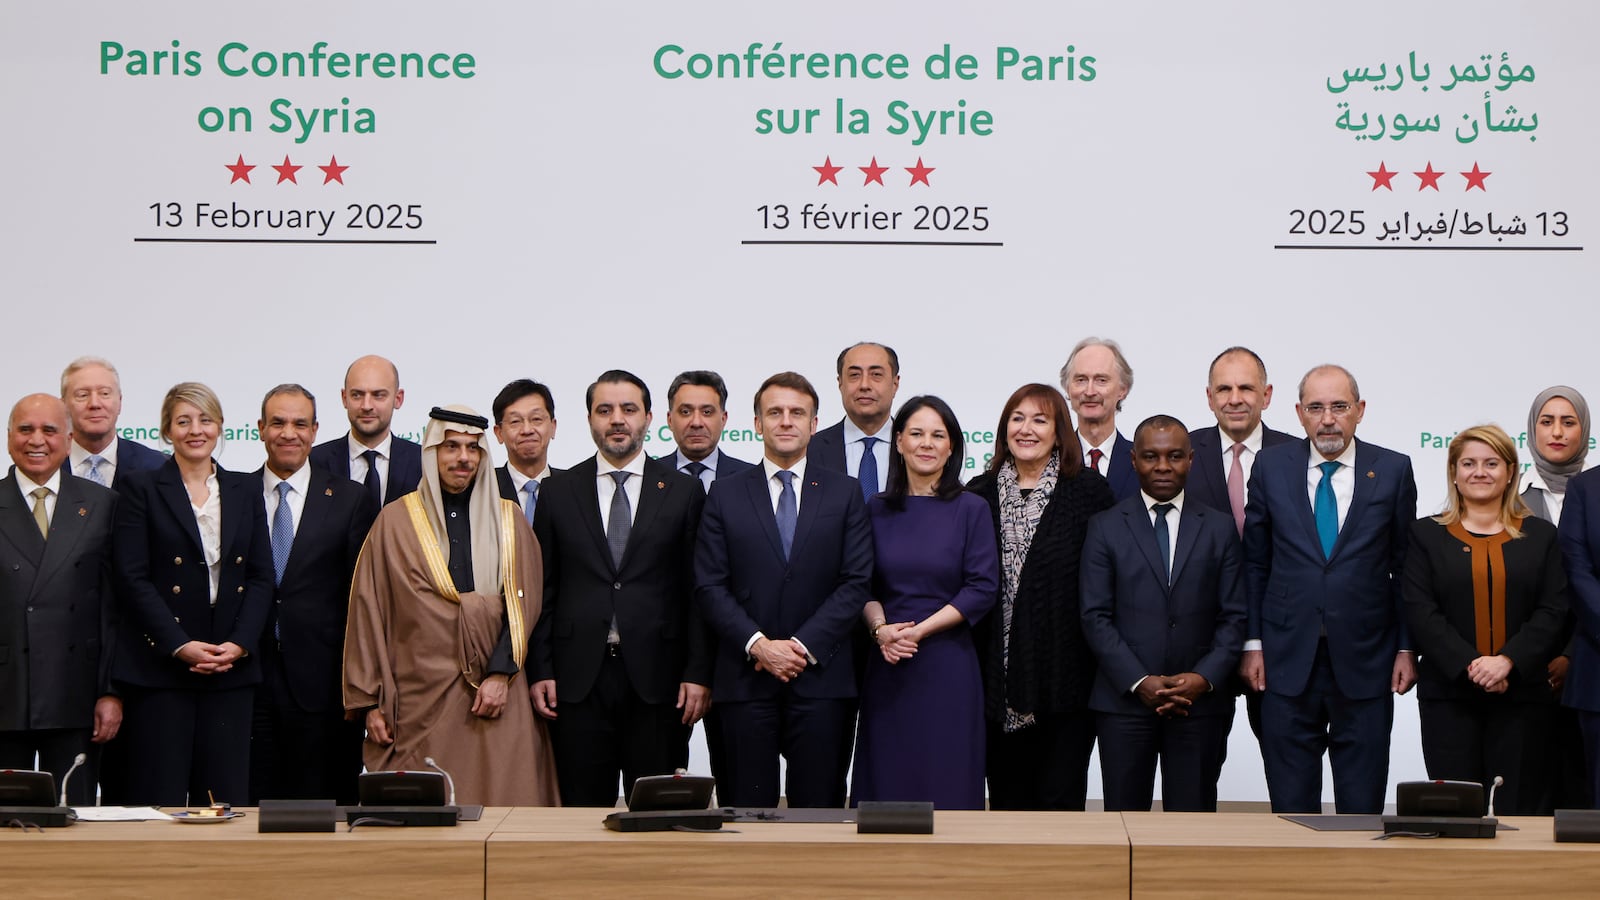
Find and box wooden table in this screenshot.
[487,808,1129,898]
[0,807,510,899]
[1122,812,1600,898]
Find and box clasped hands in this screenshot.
[751,636,809,682]
[1467,654,1512,694]
[875,621,920,664]
[1134,672,1209,716]
[175,640,244,675]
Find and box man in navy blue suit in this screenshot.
[59,356,166,487]
[1186,347,1297,743]
[694,372,872,808]
[248,385,374,804]
[1558,467,1600,803]
[491,378,560,515]
[1081,415,1246,812]
[1060,337,1139,501]
[659,370,756,490]
[1240,364,1417,813]
[308,355,422,508]
[809,343,899,500]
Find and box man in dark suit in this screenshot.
[1081,415,1246,812]
[1559,466,1600,803]
[530,370,711,805]
[1060,336,1139,500]
[0,394,118,805]
[1186,346,1296,744]
[58,357,165,803]
[658,370,757,490]
[59,356,166,487]
[308,355,421,508]
[492,379,560,517]
[694,372,873,808]
[1240,364,1417,813]
[809,342,899,501]
[248,385,374,804]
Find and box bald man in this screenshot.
[309,355,423,508]
[0,395,119,804]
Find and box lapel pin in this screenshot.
[78,507,88,517]
[1366,471,1375,478]
[657,481,665,489]
[325,487,334,496]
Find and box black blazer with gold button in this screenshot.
[111,458,274,690]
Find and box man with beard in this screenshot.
[310,355,421,509]
[343,405,557,805]
[530,370,711,805]
[1240,365,1417,813]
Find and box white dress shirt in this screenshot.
[14,469,61,525]
[1218,423,1266,504]
[595,452,646,530]
[70,438,120,486]
[1082,432,1117,475]
[1304,438,1358,531]
[347,433,393,495]
[190,471,223,605]
[262,463,311,540]
[842,418,891,493]
[1519,467,1566,526]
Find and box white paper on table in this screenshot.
[71,806,175,822]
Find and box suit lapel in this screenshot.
[1169,503,1203,585]
[1286,441,1324,554]
[155,464,205,556]
[744,468,786,562]
[1191,430,1222,500]
[1331,442,1378,561]
[282,469,334,580]
[622,470,671,571]
[0,475,44,564]
[786,471,827,565]
[34,477,92,587]
[1120,503,1169,592]
[570,459,613,571]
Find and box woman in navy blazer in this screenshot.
[113,383,273,807]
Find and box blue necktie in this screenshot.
[776,470,797,559]
[1314,461,1340,559]
[1153,502,1174,584]
[271,481,293,585]
[85,454,109,487]
[361,448,382,509]
[857,437,879,503]
[685,460,710,493]
[606,471,631,569]
[521,479,539,524]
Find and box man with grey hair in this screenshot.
[59,355,166,488]
[249,384,374,804]
[1239,364,1417,813]
[344,404,556,806]
[1060,337,1138,500]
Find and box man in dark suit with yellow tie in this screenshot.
[0,394,118,805]
[248,385,374,804]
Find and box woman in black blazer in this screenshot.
[1403,424,1570,815]
[966,383,1114,810]
[113,382,273,806]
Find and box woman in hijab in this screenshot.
[1521,386,1592,808]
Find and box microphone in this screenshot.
[58,753,87,808]
[1487,775,1504,818]
[424,757,456,806]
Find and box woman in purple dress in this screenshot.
[852,396,999,809]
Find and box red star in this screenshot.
[1461,162,1491,191]
[319,155,350,185]
[225,155,254,185]
[859,156,889,186]
[1366,162,1396,191]
[905,157,935,187]
[1414,163,1444,191]
[272,156,302,185]
[813,156,842,186]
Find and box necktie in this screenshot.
[271,482,294,586]
[85,454,109,487]
[776,470,797,559]
[858,437,879,503]
[361,449,382,509]
[521,480,539,523]
[1314,461,1340,558]
[1227,443,1247,536]
[30,487,50,538]
[606,471,631,569]
[1153,502,1174,584]
[685,460,710,493]
[1088,448,1104,475]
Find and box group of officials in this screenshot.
[2,341,1597,815]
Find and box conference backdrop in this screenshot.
[5,1,1593,804]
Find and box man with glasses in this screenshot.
[1239,364,1417,814]
[492,379,560,519]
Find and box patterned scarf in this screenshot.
[996,449,1059,731]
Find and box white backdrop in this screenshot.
[4,1,1595,804]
